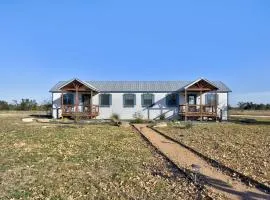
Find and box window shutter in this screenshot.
[134,94,136,106]
[71,94,75,105]
[166,94,169,106]
[109,94,112,105]
[141,94,144,107]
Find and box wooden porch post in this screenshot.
[61,91,64,108]
[75,86,79,112]
[61,91,64,118]
[185,89,187,121]
[215,90,218,121]
[90,90,93,118]
[200,90,202,121]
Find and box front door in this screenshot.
[81,94,91,112]
[188,94,197,105]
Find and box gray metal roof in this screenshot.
[50,79,231,93]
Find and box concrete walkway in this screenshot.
[134,124,270,200]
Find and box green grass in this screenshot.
[0,115,203,200]
[157,123,270,187]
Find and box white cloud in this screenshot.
[230,91,270,106]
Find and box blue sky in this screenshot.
[0,0,269,105]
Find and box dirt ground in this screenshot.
[0,113,203,200]
[134,124,270,200]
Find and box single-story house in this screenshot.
[50,78,231,120]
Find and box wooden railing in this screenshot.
[62,104,99,116]
[179,104,217,116]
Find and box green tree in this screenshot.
[0,100,10,110]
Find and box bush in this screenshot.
[110,113,120,121]
[169,121,193,129]
[185,121,193,129]
[131,112,144,124]
[132,118,144,124]
[159,113,166,120]
[73,114,84,123]
[0,100,10,110]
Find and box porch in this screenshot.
[179,104,217,120]
[179,78,219,121]
[59,79,100,119]
[61,104,100,118]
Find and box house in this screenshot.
[50,78,231,121]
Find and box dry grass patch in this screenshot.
[0,116,206,200]
[230,110,270,116]
[157,123,270,187]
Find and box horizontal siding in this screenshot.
[52,92,228,120]
[93,93,178,120]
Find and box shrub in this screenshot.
[110,113,120,121]
[132,118,144,124]
[132,112,144,124]
[185,121,193,129]
[169,121,193,129]
[73,114,84,123]
[159,114,166,120]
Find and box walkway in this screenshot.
[133,124,270,200]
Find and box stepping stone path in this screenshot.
[22,118,35,122]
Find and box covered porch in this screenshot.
[59,79,100,119]
[179,78,219,121]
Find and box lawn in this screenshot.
[156,123,270,187]
[0,114,205,200]
[230,109,270,116]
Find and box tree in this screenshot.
[237,101,270,110]
[0,100,10,110]
[39,100,52,111]
[17,99,38,111]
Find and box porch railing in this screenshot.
[62,104,99,115]
[179,104,217,116]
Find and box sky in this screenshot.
[0,0,269,106]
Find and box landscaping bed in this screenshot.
[156,123,270,187]
[0,115,206,200]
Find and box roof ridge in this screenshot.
[50,80,231,92]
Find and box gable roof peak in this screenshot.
[59,78,99,92]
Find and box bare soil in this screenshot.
[134,124,270,200]
[0,114,202,200]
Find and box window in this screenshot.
[123,94,136,107]
[63,93,74,105]
[166,93,178,107]
[206,93,218,105]
[142,94,154,107]
[188,94,197,105]
[99,94,111,107]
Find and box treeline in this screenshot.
[0,99,51,111]
[236,102,270,110]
